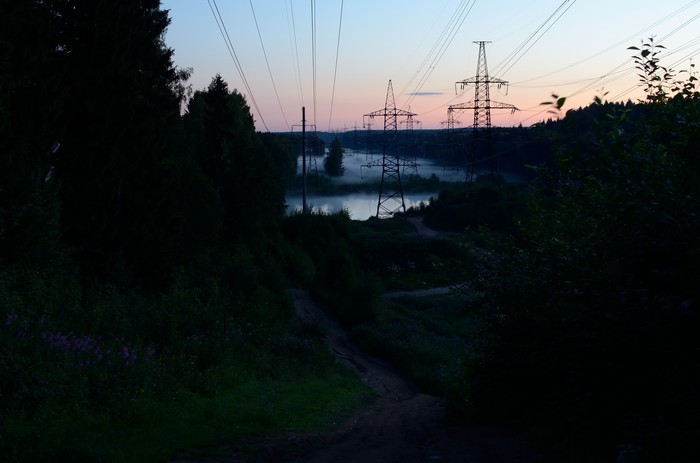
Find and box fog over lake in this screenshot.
[285,149,466,220]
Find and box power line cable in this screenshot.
[398,0,470,99]
[659,10,700,43]
[249,0,290,130]
[510,0,700,85]
[286,0,305,108]
[568,8,700,102]
[520,12,700,124]
[311,0,317,128]
[497,0,577,78]
[328,0,344,131]
[391,2,452,84]
[415,94,464,117]
[511,69,630,89]
[207,0,269,131]
[493,0,577,79]
[491,0,572,77]
[609,39,700,101]
[401,0,478,111]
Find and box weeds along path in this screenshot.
[292,289,417,397]
[281,289,552,463]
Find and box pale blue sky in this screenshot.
[162,0,700,132]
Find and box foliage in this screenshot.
[0,3,367,462]
[352,293,482,412]
[183,74,286,246]
[459,40,700,462]
[629,37,699,102]
[0,245,369,462]
[353,218,473,291]
[0,1,68,270]
[324,137,345,176]
[283,210,382,326]
[422,177,527,233]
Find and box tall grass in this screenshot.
[351,293,482,416]
[0,252,370,462]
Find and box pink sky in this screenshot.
[163,0,700,132]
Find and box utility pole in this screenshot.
[448,41,518,190]
[302,107,307,213]
[291,107,319,212]
[362,80,416,219]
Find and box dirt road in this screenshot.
[173,289,551,462]
[277,289,552,463]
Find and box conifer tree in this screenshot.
[324,137,344,176]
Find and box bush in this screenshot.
[460,71,700,461]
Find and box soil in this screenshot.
[200,290,552,463]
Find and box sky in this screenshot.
[161,0,700,132]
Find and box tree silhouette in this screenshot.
[324,137,344,176]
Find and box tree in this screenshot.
[324,137,344,176]
[0,1,67,267]
[464,40,700,461]
[19,0,193,285]
[183,75,285,244]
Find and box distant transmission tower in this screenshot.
[399,107,420,178]
[448,41,518,188]
[441,107,466,174]
[363,80,416,219]
[363,121,374,161]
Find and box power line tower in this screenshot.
[350,122,362,150]
[292,118,318,176]
[399,108,420,178]
[448,41,518,189]
[363,121,375,161]
[363,80,415,219]
[441,108,466,175]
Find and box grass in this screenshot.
[327,213,477,293]
[351,293,482,408]
[2,360,369,463]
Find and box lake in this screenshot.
[285,191,437,220]
[285,149,463,220]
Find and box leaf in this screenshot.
[627,46,640,50]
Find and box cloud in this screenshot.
[408,91,445,96]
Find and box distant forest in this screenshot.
[286,101,652,183]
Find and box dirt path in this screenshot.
[278,290,552,463]
[172,290,551,463]
[406,216,444,239]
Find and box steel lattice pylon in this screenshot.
[450,41,518,130]
[399,107,420,178]
[448,41,518,189]
[362,80,415,219]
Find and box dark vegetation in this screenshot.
[1,3,362,462]
[288,40,700,462]
[1,2,698,461]
[419,175,527,234]
[324,137,345,176]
